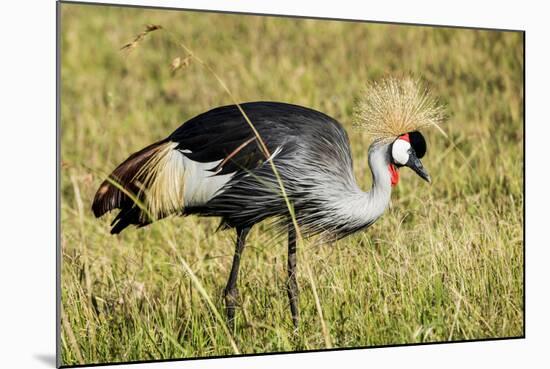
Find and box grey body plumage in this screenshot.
[93,80,440,329]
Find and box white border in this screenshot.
[1,0,548,368]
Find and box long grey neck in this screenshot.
[302,141,394,239]
[337,142,393,232]
[362,142,393,221]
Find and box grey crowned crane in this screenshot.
[92,78,444,329]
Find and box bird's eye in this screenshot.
[391,138,411,166]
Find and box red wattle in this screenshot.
[389,164,399,186]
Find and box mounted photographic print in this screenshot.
[57,1,524,366]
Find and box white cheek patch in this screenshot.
[392,139,411,165]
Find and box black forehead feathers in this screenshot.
[409,131,427,158]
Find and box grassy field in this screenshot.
[59,3,524,366]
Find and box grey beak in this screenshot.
[406,153,431,184]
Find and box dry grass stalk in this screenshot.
[61,308,85,364]
[170,55,192,75]
[120,24,162,52]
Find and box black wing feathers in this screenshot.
[168,102,345,176]
[170,103,286,176]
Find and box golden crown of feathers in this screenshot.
[353,77,446,142]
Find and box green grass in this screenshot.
[59,3,524,366]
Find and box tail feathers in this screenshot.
[110,206,150,235]
[92,139,186,234]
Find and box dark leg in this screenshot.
[224,226,251,331]
[287,226,299,330]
